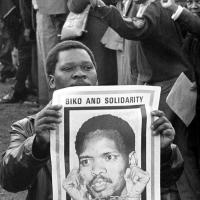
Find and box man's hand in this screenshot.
[33,102,62,157]
[160,0,178,12]
[89,0,105,8]
[151,110,175,149]
[124,163,150,198]
[63,169,89,200]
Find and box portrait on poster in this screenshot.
[50,85,161,200]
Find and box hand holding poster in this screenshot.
[50,85,161,200]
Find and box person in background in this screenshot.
[66,0,118,85]
[34,0,69,105]
[0,18,15,83]
[0,0,36,103]
[161,0,200,199]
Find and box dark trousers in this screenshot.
[14,39,32,97]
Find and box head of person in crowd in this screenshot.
[75,114,136,198]
[45,40,98,91]
[186,0,200,17]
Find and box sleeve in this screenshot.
[161,144,184,188]
[93,3,160,40]
[177,8,200,37]
[0,118,49,192]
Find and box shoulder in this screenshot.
[11,115,35,137]
[142,0,162,20]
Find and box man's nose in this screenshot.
[92,160,107,176]
[72,68,87,79]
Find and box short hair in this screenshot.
[46,40,97,76]
[75,114,135,156]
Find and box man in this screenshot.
[0,40,182,200]
[0,19,15,83]
[35,0,69,104]
[0,0,36,103]
[66,0,118,85]
[63,114,148,200]
[86,0,194,116]
[161,1,200,199]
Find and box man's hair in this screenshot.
[75,114,135,156]
[46,40,97,76]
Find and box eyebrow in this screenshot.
[61,61,93,66]
[79,151,119,159]
[79,155,93,160]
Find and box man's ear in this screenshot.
[128,151,138,167]
[48,75,56,90]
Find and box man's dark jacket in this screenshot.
[0,116,183,200]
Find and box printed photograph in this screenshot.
[63,105,149,200]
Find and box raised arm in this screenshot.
[90,0,159,40]
[161,0,200,37]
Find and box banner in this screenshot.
[51,85,161,200]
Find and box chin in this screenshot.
[89,187,124,199]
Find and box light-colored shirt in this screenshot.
[35,0,68,15]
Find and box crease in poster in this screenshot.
[50,85,161,200]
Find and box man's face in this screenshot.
[78,130,128,199]
[187,0,200,17]
[50,48,97,90]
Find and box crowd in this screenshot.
[0,0,199,200]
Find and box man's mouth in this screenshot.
[90,177,112,192]
[91,178,108,192]
[71,81,91,86]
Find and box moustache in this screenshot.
[89,174,113,187]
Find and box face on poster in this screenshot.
[65,106,146,199]
[69,108,142,169]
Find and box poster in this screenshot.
[50,85,161,200]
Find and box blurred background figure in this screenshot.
[161,0,200,199]
[66,0,118,85]
[34,0,68,105]
[0,0,37,103]
[0,18,16,83]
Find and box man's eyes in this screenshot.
[61,66,73,71]
[80,159,91,167]
[104,154,119,161]
[61,65,94,71]
[83,65,94,71]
